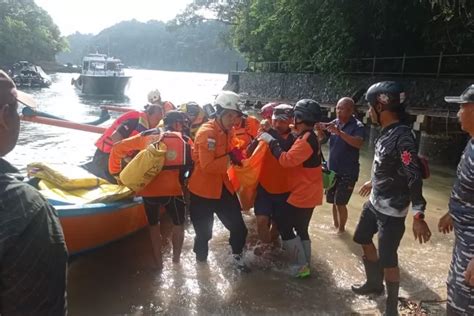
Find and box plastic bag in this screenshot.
[228,142,268,210]
[322,162,336,190]
[119,142,167,192]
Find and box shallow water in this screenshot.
[7,70,457,315]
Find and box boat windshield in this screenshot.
[106,62,121,71]
[90,62,105,70]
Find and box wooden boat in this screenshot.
[53,198,147,255]
[22,106,148,255]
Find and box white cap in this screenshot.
[147,89,161,104]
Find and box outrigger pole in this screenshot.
[20,106,109,134]
[100,105,135,113]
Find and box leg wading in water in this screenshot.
[190,187,249,271]
[253,185,288,253]
[326,175,357,234]
[275,204,314,278]
[143,196,186,268]
[353,203,405,315]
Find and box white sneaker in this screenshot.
[233,254,251,272]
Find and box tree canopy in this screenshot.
[0,0,67,65]
[56,20,245,73]
[177,0,474,74]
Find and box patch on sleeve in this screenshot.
[207,138,216,151]
[401,150,412,166]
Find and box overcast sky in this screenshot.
[35,0,192,35]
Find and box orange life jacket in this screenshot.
[159,131,188,168]
[108,128,188,176]
[95,111,149,154]
[232,116,260,150]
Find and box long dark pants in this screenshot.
[273,203,313,241]
[190,187,248,260]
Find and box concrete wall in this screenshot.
[230,71,473,107]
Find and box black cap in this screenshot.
[445,84,474,104]
[163,110,187,126]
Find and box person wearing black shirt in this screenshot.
[351,81,431,316]
[0,70,68,315]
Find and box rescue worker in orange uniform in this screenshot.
[258,99,324,278]
[232,114,260,151]
[260,102,279,121]
[188,90,250,271]
[178,101,208,140]
[247,104,296,249]
[109,111,192,269]
[86,89,167,183]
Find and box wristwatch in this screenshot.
[414,212,425,220]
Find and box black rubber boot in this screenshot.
[384,281,399,316]
[351,257,384,295]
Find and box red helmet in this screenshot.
[260,102,279,120]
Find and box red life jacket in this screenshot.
[95,111,149,154]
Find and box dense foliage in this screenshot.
[177,0,474,74]
[56,20,245,73]
[0,0,67,65]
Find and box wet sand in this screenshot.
[67,146,455,315]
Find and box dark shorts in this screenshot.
[353,202,406,268]
[143,196,186,226]
[326,174,357,205]
[254,184,290,217]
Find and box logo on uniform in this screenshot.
[166,149,177,161]
[401,150,412,166]
[207,138,216,151]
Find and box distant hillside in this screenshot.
[56,20,245,73]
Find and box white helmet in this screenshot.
[214,90,242,114]
[147,89,161,104]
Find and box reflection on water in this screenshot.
[8,70,457,315]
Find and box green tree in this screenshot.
[177,0,474,74]
[0,0,67,65]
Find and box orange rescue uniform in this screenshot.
[188,120,235,199]
[259,137,290,194]
[278,131,323,208]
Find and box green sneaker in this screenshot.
[296,264,311,278]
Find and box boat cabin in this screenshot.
[81,53,125,76]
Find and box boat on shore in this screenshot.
[72,53,131,96]
[26,160,147,256]
[54,198,147,255]
[12,61,52,88]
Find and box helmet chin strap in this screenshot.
[217,115,229,133]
